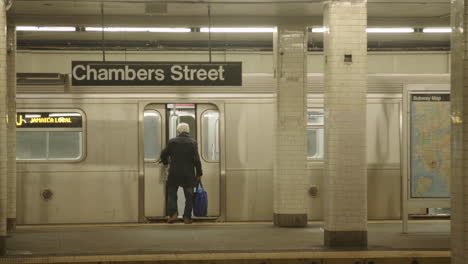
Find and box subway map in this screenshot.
[410,94,451,198]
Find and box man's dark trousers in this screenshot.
[167,184,194,218]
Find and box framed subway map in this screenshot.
[410,94,450,198]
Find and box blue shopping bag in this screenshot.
[193,181,208,217]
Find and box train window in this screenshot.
[16,111,84,161]
[167,104,197,140]
[143,111,162,162]
[202,110,220,161]
[48,132,82,159]
[16,132,47,160]
[307,110,324,160]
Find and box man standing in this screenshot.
[160,123,203,224]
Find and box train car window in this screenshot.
[16,111,84,161]
[307,110,324,160]
[167,104,196,140]
[201,110,220,162]
[48,132,82,159]
[143,111,161,162]
[16,132,48,160]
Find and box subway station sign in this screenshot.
[71,61,242,86]
[16,112,83,128]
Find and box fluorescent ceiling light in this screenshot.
[85,27,191,33]
[200,27,275,33]
[366,28,414,33]
[17,26,76,32]
[311,27,327,33]
[423,27,451,33]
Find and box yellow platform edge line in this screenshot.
[0,251,451,264]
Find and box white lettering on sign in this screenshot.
[71,62,238,86]
[170,65,225,81]
[72,65,86,81]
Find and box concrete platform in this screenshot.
[1,220,450,264]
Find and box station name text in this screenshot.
[73,65,226,82]
[71,61,242,86]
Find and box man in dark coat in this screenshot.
[160,122,203,224]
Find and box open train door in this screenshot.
[143,104,167,218]
[142,103,220,220]
[196,104,221,217]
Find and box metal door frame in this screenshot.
[137,99,226,223]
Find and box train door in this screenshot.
[143,103,220,219]
[143,104,166,217]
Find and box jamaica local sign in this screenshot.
[71,61,242,86]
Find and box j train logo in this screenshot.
[71,61,242,86]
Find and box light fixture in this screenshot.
[423,27,451,33]
[16,26,76,32]
[85,27,191,32]
[366,28,414,33]
[200,27,275,33]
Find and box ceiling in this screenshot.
[9,0,451,51]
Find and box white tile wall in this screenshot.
[0,2,6,236]
[323,0,368,232]
[6,25,15,221]
[273,26,308,215]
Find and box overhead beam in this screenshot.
[8,15,449,27]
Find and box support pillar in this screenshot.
[450,0,467,263]
[272,25,308,227]
[0,0,7,256]
[6,24,15,232]
[323,0,367,247]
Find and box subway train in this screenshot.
[15,72,450,224]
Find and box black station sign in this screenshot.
[16,112,83,128]
[412,94,450,102]
[71,61,242,86]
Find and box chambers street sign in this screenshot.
[71,61,242,86]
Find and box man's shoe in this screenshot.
[183,217,192,224]
[167,213,178,224]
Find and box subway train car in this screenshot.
[15,54,450,224]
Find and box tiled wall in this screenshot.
[0,1,7,237]
[273,26,308,215]
[323,0,368,232]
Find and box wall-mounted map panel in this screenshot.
[410,94,450,198]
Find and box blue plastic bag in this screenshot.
[193,181,208,217]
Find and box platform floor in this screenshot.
[2,220,451,263]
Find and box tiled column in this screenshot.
[323,0,367,247]
[6,24,15,232]
[450,0,467,263]
[0,0,6,255]
[272,25,308,227]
